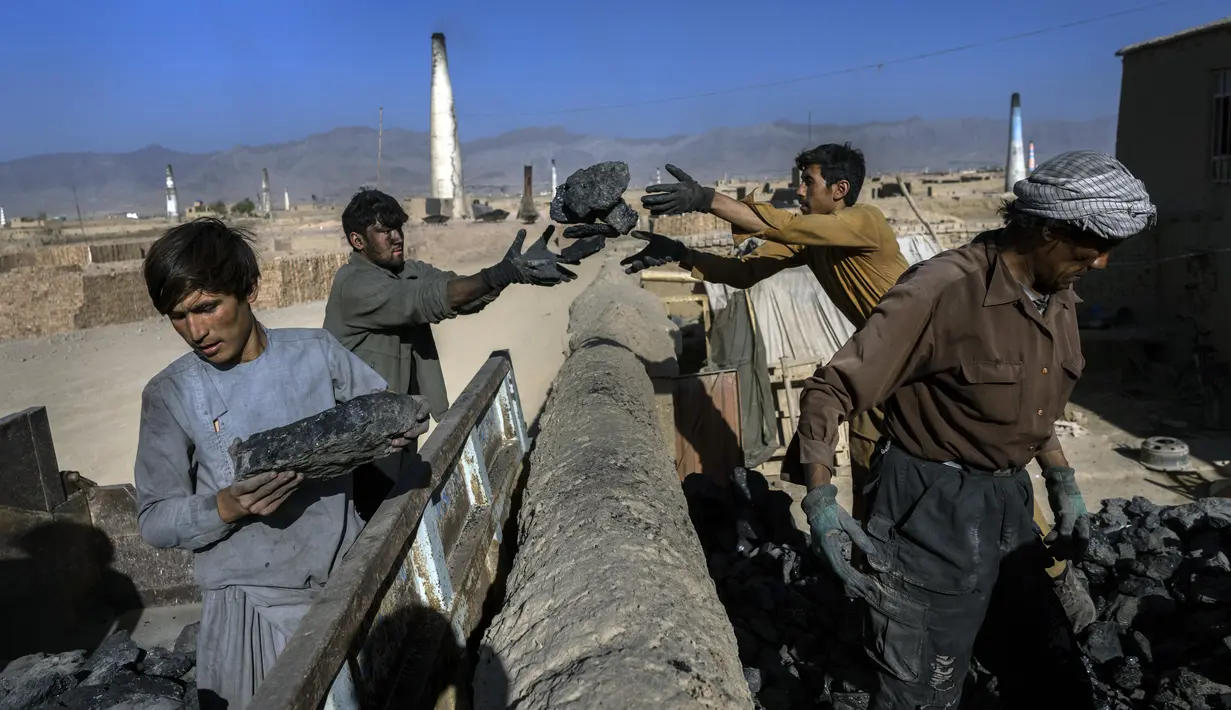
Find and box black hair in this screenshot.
[997,199,1067,231]
[794,143,866,206]
[143,217,260,315]
[341,189,408,245]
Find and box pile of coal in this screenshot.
[682,468,878,709]
[230,391,428,482]
[1075,496,1231,709]
[0,625,199,710]
[550,162,640,236]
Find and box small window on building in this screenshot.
[1215,68,1231,184]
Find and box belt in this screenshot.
[879,438,1023,478]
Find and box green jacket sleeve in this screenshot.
[336,262,458,329]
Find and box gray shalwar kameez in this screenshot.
[134,327,389,709]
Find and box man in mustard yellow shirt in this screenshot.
[629,144,904,523]
[624,144,1095,630]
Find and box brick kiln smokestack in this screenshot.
[284,188,290,212]
[518,165,539,223]
[430,32,469,220]
[551,158,557,196]
[261,168,271,217]
[1005,93,1027,192]
[0,206,6,228]
[165,165,180,221]
[1028,141,1036,173]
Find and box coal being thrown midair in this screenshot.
[549,161,640,235]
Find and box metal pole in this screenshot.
[377,107,383,191]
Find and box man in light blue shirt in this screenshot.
[133,217,428,709]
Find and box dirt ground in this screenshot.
[0,251,602,487]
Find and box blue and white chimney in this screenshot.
[1005,93,1027,192]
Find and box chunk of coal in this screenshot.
[1127,496,1162,518]
[1173,668,1231,706]
[1112,656,1144,691]
[36,669,183,709]
[173,622,199,655]
[82,630,142,686]
[1118,575,1169,598]
[1087,533,1119,568]
[743,667,763,694]
[1161,497,1231,534]
[139,647,194,680]
[1083,621,1125,665]
[0,651,85,710]
[1126,630,1154,665]
[230,391,427,481]
[1104,594,1142,628]
[549,162,630,224]
[600,199,640,235]
[1131,551,1183,581]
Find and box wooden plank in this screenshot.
[671,369,743,486]
[250,352,515,710]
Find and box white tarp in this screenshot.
[705,234,941,365]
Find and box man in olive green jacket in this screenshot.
[324,188,600,516]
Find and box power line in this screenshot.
[458,1,1182,119]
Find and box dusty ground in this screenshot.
[0,251,601,487]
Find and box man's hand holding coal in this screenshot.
[386,395,432,453]
[217,471,304,523]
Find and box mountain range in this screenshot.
[0,116,1117,218]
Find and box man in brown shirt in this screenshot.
[795,151,1156,709]
[627,144,906,522]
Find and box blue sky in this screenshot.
[0,0,1225,161]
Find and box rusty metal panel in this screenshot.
[671,369,744,485]
[250,351,529,710]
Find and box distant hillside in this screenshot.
[0,117,1116,217]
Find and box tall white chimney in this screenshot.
[0,206,6,228]
[550,158,558,196]
[284,188,290,212]
[165,165,180,221]
[1005,93,1026,192]
[260,168,272,217]
[430,33,469,220]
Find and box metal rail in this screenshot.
[251,350,529,710]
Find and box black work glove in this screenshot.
[1042,466,1091,562]
[619,230,690,274]
[802,485,880,600]
[562,223,619,240]
[480,225,577,288]
[641,164,716,216]
[557,235,607,265]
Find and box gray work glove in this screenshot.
[641,164,716,216]
[480,225,577,288]
[1042,466,1091,562]
[802,484,879,600]
[620,230,690,274]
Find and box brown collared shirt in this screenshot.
[797,232,1085,472]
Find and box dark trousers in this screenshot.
[860,442,1092,710]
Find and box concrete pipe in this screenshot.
[473,262,752,709]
